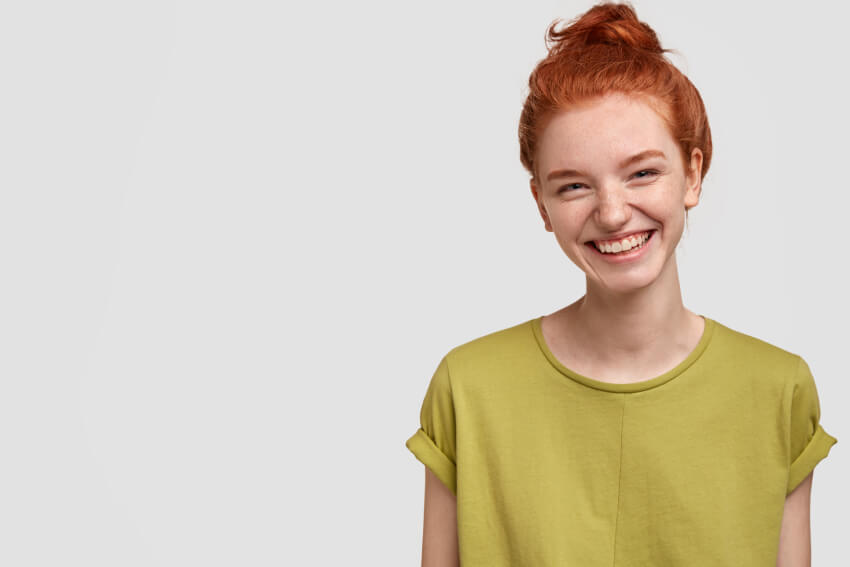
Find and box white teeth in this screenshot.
[594,231,651,254]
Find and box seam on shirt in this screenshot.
[782,355,802,470]
[443,350,458,483]
[611,393,626,566]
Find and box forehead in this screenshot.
[537,93,677,173]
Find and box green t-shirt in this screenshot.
[405,315,837,566]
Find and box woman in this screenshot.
[405,3,837,566]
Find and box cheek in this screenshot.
[547,202,587,227]
[644,185,687,217]
[548,208,592,259]
[548,211,587,244]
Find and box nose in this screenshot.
[594,182,633,230]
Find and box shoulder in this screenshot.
[442,317,539,385]
[708,317,802,382]
[446,317,536,367]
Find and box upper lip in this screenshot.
[586,229,654,244]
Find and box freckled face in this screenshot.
[530,92,702,294]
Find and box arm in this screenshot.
[421,466,459,567]
[777,471,813,567]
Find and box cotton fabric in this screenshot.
[405,315,837,566]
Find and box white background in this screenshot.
[0,0,846,564]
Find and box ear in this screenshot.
[684,148,703,211]
[530,178,553,232]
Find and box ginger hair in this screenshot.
[518,1,712,200]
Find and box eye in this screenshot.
[558,183,585,193]
[633,169,659,179]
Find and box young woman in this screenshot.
[405,3,837,566]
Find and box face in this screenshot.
[530,92,703,295]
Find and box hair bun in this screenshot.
[547,2,664,55]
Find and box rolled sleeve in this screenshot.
[786,356,838,495]
[405,355,458,496]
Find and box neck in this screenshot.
[566,256,697,363]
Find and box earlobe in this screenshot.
[684,148,703,209]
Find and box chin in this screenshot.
[586,265,663,293]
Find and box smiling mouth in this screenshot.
[585,230,656,254]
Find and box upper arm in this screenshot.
[777,471,813,567]
[421,466,459,567]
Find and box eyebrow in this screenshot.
[545,149,668,182]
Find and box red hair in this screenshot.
[519,1,712,193]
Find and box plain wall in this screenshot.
[0,0,846,564]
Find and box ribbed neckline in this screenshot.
[530,314,716,393]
